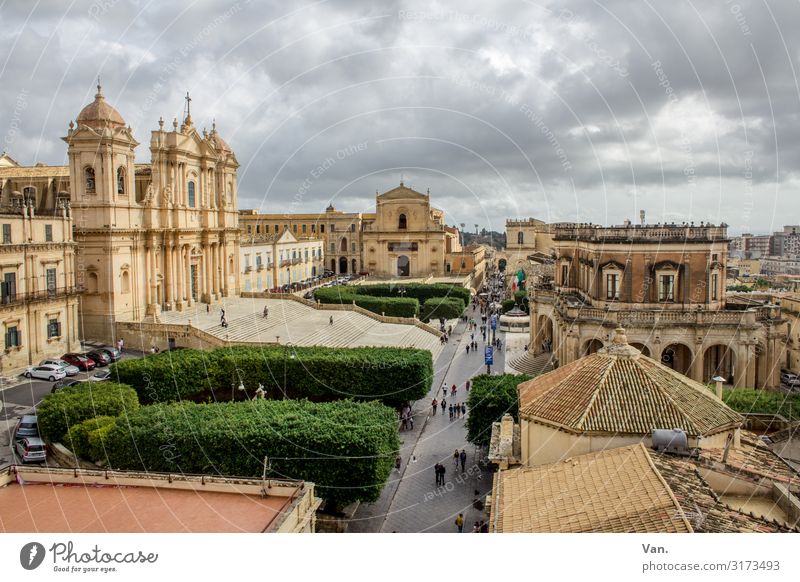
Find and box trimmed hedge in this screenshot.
[104,399,400,508]
[501,299,516,314]
[111,346,434,405]
[314,283,471,318]
[66,416,116,462]
[717,388,800,421]
[37,382,139,443]
[420,297,465,322]
[465,374,531,447]
[314,287,419,317]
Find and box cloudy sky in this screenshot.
[1,0,798,234]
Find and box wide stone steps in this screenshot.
[509,351,554,376]
[292,312,379,347]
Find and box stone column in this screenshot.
[212,243,220,296]
[185,245,193,306]
[691,342,704,383]
[222,240,229,296]
[144,245,151,306]
[164,242,173,307]
[204,244,212,302]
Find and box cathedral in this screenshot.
[2,85,241,345]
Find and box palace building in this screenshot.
[1,86,242,345]
[240,183,486,283]
[527,217,785,389]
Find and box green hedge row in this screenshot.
[465,374,531,447]
[104,399,400,508]
[111,346,434,405]
[313,287,419,317]
[37,382,139,443]
[420,297,465,322]
[718,388,800,421]
[314,283,471,319]
[66,416,117,462]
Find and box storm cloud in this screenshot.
[1,0,798,234]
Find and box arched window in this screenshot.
[340,237,348,252]
[86,271,98,294]
[84,167,95,193]
[517,231,524,244]
[187,181,196,207]
[398,213,407,230]
[121,270,130,294]
[117,167,126,194]
[22,187,36,203]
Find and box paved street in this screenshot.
[350,306,507,533]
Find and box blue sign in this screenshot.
[484,346,494,365]
[490,315,497,331]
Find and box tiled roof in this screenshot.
[698,431,800,489]
[490,444,693,533]
[518,328,742,437]
[649,447,799,532]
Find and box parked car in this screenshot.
[98,346,122,362]
[51,379,84,393]
[38,358,80,376]
[780,371,800,386]
[24,364,67,382]
[303,291,314,300]
[86,350,111,367]
[15,437,46,463]
[88,369,112,382]
[62,353,96,371]
[14,415,39,441]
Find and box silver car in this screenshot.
[39,358,80,376]
[15,437,46,463]
[24,364,66,382]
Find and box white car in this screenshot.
[24,364,67,382]
[38,358,80,376]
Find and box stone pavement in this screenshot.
[349,305,507,533]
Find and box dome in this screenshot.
[517,327,742,438]
[208,122,231,153]
[75,85,126,129]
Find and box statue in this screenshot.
[163,184,173,205]
[144,183,154,205]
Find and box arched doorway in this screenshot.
[351,258,357,273]
[630,343,650,357]
[583,338,604,356]
[340,237,348,253]
[339,256,348,274]
[703,344,736,384]
[535,316,554,353]
[661,343,693,377]
[311,266,317,277]
[397,255,410,277]
[330,259,336,273]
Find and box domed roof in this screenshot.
[517,327,742,437]
[208,122,231,153]
[76,85,126,129]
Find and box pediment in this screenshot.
[377,185,428,201]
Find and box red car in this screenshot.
[62,353,96,371]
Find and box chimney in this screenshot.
[639,209,645,226]
[712,375,725,400]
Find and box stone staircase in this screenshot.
[508,351,554,376]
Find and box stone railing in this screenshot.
[115,319,279,352]
[553,224,728,242]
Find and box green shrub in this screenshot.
[716,388,800,421]
[112,346,433,405]
[465,374,531,446]
[314,283,470,318]
[87,418,117,462]
[420,297,465,322]
[66,416,116,461]
[501,299,516,313]
[37,382,139,443]
[105,399,400,508]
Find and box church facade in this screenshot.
[2,86,241,346]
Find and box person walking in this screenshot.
[329,315,334,326]
[395,455,402,472]
[451,383,457,397]
[472,521,480,533]
[434,463,441,486]
[465,344,470,355]
[439,463,446,485]
[461,402,466,416]
[453,449,459,467]
[431,398,438,416]
[440,398,446,414]
[263,306,269,318]
[455,513,464,533]
[459,449,467,472]
[466,380,471,392]
[408,412,414,429]
[448,403,454,421]
[400,411,408,431]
